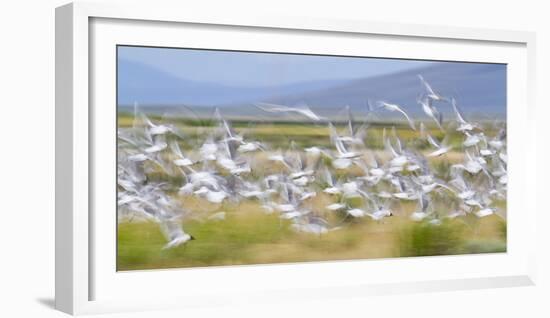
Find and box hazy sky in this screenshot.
[118,46,434,87]
[117,46,505,116]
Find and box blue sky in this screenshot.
[118,46,433,88]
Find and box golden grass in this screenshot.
[118,198,506,271]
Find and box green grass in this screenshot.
[118,201,507,271]
[118,209,297,270]
[397,219,467,256]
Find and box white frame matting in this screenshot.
[55,1,538,315]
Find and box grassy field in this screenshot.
[118,199,506,271]
[117,112,506,271]
[117,112,479,150]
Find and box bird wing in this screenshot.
[132,102,152,129]
[255,102,290,113]
[169,140,184,158]
[418,75,436,97]
[138,110,155,128]
[221,118,234,139]
[380,102,416,131]
[256,102,322,121]
[118,130,139,147]
[451,98,468,124]
[329,123,349,156]
[294,102,323,121]
[391,127,403,154]
[419,122,426,138]
[323,166,334,187]
[346,105,354,136]
[396,107,416,131]
[383,128,398,157]
[426,134,441,149]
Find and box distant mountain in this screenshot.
[256,62,506,117]
[118,59,506,120]
[117,59,348,106]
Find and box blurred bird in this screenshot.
[376,101,416,130]
[256,102,326,121]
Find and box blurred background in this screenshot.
[117,47,507,270]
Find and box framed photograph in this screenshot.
[56,2,537,315]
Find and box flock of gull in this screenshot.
[117,75,507,249]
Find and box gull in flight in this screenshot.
[215,108,244,143]
[237,141,264,153]
[418,97,443,130]
[463,132,482,148]
[290,216,333,235]
[383,128,410,168]
[410,193,430,221]
[329,123,361,159]
[489,127,506,150]
[169,141,194,167]
[336,106,367,145]
[452,151,484,175]
[366,201,393,221]
[417,179,456,195]
[449,174,476,200]
[475,207,496,218]
[134,104,184,138]
[391,176,418,201]
[267,150,292,170]
[376,101,416,130]
[144,135,167,154]
[452,98,475,132]
[346,208,367,218]
[194,186,228,204]
[426,133,452,157]
[199,140,218,161]
[321,167,342,195]
[160,220,195,250]
[366,209,392,221]
[256,102,325,122]
[326,202,346,211]
[418,75,449,102]
[328,123,361,169]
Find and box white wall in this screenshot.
[0,0,547,317]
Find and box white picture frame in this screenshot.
[55,1,537,315]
